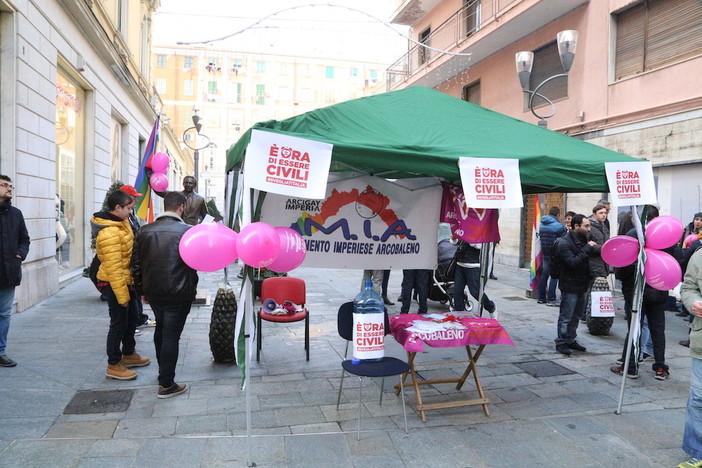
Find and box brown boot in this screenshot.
[121,352,151,368]
[106,362,137,380]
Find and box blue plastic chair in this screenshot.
[335,301,409,439]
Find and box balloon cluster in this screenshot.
[149,152,170,191]
[178,221,307,273]
[602,215,683,291]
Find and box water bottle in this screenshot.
[352,279,385,362]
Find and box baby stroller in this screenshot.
[426,239,470,311]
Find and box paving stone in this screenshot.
[45,420,118,439]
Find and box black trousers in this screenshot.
[104,285,140,365]
[151,301,192,387]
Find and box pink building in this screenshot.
[388,0,702,267]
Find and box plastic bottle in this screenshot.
[352,278,385,362]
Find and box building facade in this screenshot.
[152,45,389,212]
[0,0,187,311]
[388,0,702,267]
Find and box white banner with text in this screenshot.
[243,129,333,199]
[259,176,442,269]
[458,157,523,208]
[604,161,657,206]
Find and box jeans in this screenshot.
[640,316,654,358]
[104,285,140,365]
[454,265,495,313]
[400,269,428,314]
[683,356,702,459]
[555,290,587,345]
[620,300,667,372]
[537,255,558,303]
[0,287,15,355]
[151,301,191,388]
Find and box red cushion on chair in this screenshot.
[260,308,308,323]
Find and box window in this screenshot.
[524,41,568,109]
[235,83,242,103]
[462,80,481,105]
[232,59,242,74]
[184,56,193,70]
[256,84,265,104]
[55,69,86,273]
[324,90,334,103]
[325,66,335,78]
[418,26,431,65]
[156,55,167,67]
[256,61,266,73]
[208,58,218,66]
[464,0,481,37]
[183,80,193,96]
[156,78,167,94]
[349,68,359,78]
[369,70,378,83]
[208,81,218,93]
[615,0,702,80]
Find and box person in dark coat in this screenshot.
[610,206,682,380]
[554,214,596,355]
[538,206,566,305]
[0,175,30,367]
[133,192,198,398]
[588,204,610,279]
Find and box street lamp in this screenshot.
[182,113,210,182]
[516,30,578,127]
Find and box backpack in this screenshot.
[549,237,564,279]
[88,254,100,289]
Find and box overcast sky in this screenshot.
[153,0,409,64]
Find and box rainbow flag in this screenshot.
[134,117,160,222]
[529,194,543,290]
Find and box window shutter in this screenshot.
[646,0,702,71]
[528,42,568,108]
[615,3,645,80]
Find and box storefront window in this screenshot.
[55,70,85,274]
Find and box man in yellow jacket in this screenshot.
[91,190,150,380]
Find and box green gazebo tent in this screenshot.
[226,86,641,194]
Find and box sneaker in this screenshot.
[134,329,142,336]
[616,358,624,365]
[537,299,546,304]
[121,352,151,368]
[680,339,691,348]
[137,320,156,328]
[654,368,670,381]
[567,341,587,352]
[0,355,17,367]
[157,383,187,399]
[106,362,137,380]
[678,458,702,468]
[641,353,652,361]
[546,301,560,307]
[610,365,638,379]
[556,343,572,355]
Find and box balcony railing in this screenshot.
[387,0,519,89]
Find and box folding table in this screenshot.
[390,312,514,422]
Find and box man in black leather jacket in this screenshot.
[133,192,198,398]
[554,214,596,355]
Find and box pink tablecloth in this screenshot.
[390,313,514,353]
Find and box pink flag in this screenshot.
[440,183,500,243]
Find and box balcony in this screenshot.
[387,0,587,90]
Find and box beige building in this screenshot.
[0,0,187,311]
[152,45,389,211]
[388,0,702,267]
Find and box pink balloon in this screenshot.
[644,248,682,291]
[150,152,170,173]
[683,234,698,248]
[179,223,239,272]
[645,215,683,249]
[236,222,280,268]
[267,227,307,273]
[150,172,169,191]
[602,235,640,267]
